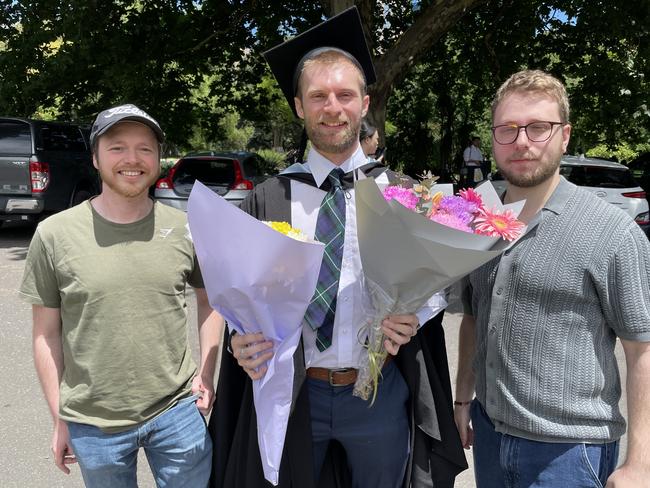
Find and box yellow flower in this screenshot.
[263,221,308,241]
[266,221,292,234]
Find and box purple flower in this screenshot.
[430,212,473,233]
[382,186,419,210]
[436,195,477,225]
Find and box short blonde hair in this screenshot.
[296,49,367,99]
[491,70,570,123]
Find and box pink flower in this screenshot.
[382,185,419,210]
[474,207,525,241]
[430,212,473,233]
[458,188,484,210]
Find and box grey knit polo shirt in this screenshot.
[463,176,650,443]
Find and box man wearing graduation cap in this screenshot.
[208,7,467,488]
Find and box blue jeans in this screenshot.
[308,361,410,488]
[67,394,212,488]
[471,399,619,487]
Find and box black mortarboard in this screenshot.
[263,6,376,117]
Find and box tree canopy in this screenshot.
[1,0,648,172]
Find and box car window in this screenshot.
[173,158,235,185]
[560,165,637,188]
[40,125,87,152]
[243,156,259,178]
[0,121,32,154]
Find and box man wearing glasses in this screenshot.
[454,70,650,487]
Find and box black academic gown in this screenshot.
[208,163,468,488]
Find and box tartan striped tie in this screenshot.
[304,168,346,351]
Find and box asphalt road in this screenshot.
[0,222,627,487]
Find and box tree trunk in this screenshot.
[438,87,455,177]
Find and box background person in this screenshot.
[20,104,223,487]
[359,118,381,161]
[462,136,484,186]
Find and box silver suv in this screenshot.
[0,117,99,226]
[154,151,274,210]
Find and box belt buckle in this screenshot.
[328,368,351,387]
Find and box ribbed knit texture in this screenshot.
[467,177,650,442]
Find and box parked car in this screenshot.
[0,117,99,226]
[560,155,650,234]
[488,169,507,194]
[627,152,650,206]
[488,155,650,234]
[154,151,275,210]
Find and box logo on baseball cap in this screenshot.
[90,104,165,146]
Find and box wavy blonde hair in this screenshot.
[491,70,570,123]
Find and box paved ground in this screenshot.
[0,221,627,487]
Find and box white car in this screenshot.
[487,156,650,235]
[560,156,649,234]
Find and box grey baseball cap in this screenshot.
[90,104,164,146]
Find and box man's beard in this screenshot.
[498,153,561,188]
[305,117,360,156]
[97,163,160,198]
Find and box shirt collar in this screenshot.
[498,175,575,216]
[305,144,368,188]
[542,176,575,215]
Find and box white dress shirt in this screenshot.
[291,144,447,369]
[463,145,483,166]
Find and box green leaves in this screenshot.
[0,0,647,164]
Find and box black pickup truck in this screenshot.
[0,117,100,226]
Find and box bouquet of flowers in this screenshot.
[382,172,524,240]
[187,182,324,486]
[354,174,525,401]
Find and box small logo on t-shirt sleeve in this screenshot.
[159,228,173,239]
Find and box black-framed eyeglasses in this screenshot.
[492,121,565,145]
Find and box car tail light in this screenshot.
[622,191,646,199]
[155,160,180,189]
[230,160,254,190]
[635,211,650,225]
[30,160,50,192]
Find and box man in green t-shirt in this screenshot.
[20,104,223,487]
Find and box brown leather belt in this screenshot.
[306,355,393,387]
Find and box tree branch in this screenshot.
[375,0,487,87]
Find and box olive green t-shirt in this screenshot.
[20,200,204,432]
